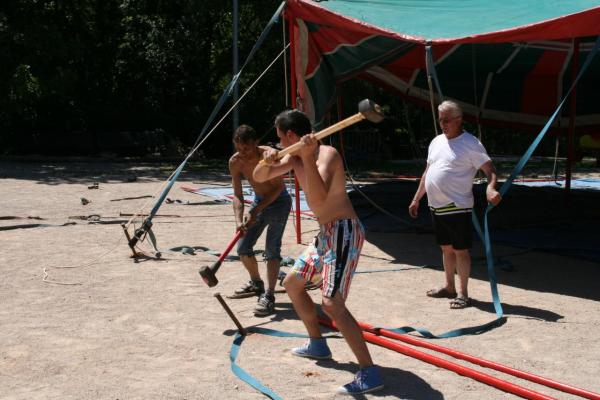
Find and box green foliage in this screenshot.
[9,64,41,120]
[0,0,284,156]
[0,0,580,164]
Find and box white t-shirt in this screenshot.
[425,131,491,209]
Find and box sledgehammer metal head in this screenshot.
[199,261,221,287]
[358,98,384,123]
[198,229,244,288]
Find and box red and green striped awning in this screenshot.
[286,0,600,131]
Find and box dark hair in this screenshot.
[274,109,312,137]
[233,124,257,143]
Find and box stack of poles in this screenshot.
[318,317,600,400]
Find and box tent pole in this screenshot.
[232,0,239,135]
[282,14,288,108]
[425,44,440,136]
[287,12,302,244]
[566,38,580,202]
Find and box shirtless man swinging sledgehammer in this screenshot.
[228,124,291,316]
[253,110,384,395]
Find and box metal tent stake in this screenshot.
[214,293,247,336]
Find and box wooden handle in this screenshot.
[260,112,365,164]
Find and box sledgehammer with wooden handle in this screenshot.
[199,229,244,287]
[261,98,384,163]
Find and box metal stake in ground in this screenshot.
[214,292,247,336]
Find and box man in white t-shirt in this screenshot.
[408,100,501,309]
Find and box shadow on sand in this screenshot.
[351,180,600,302]
[0,159,229,185]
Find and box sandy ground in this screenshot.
[1,160,599,400]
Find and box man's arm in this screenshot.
[253,148,293,183]
[480,160,502,206]
[298,135,332,208]
[229,157,245,231]
[408,164,428,218]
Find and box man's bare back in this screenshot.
[288,144,356,225]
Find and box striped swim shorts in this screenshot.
[290,218,365,299]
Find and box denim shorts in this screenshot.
[237,190,291,260]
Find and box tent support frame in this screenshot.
[286,11,302,245]
[566,37,580,201]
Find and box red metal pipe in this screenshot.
[363,331,556,400]
[294,176,302,241]
[319,317,557,400]
[356,321,600,400]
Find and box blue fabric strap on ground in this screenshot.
[229,327,309,399]
[231,334,282,400]
[387,317,506,339]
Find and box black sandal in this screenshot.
[449,296,472,309]
[426,287,457,299]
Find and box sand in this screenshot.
[1,160,599,400]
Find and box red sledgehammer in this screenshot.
[199,230,244,287]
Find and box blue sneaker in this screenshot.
[337,365,384,395]
[291,338,332,360]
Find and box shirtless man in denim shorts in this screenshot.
[253,110,383,395]
[229,124,291,316]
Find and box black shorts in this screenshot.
[431,211,472,250]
